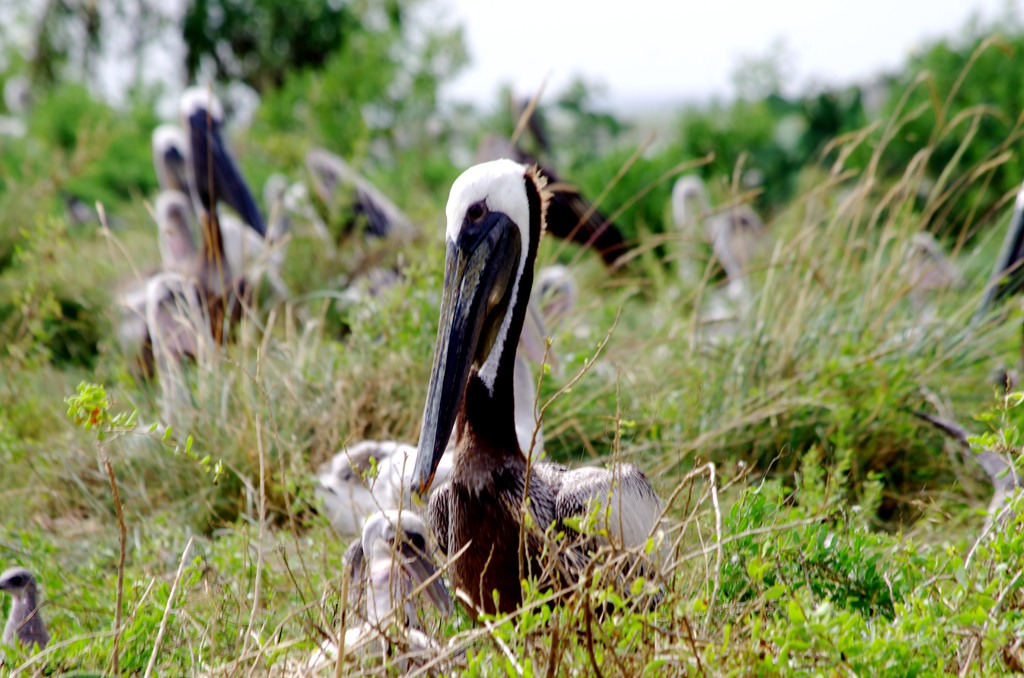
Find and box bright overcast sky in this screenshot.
[440,0,1013,112]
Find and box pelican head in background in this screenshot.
[671,174,766,286]
[310,510,451,666]
[535,264,578,325]
[180,87,266,238]
[1,567,50,651]
[413,160,663,616]
[305,148,416,242]
[671,175,710,229]
[152,124,190,195]
[903,232,963,323]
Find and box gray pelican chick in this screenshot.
[311,510,451,669]
[672,175,766,339]
[317,441,452,536]
[152,124,190,196]
[1,567,50,651]
[413,160,663,617]
[306,148,416,242]
[902,232,963,324]
[671,175,766,286]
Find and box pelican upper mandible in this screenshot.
[180,88,266,238]
[412,160,663,617]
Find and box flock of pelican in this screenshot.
[7,83,1024,671]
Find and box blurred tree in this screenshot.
[249,0,467,198]
[182,0,364,93]
[554,76,626,166]
[880,9,1024,236]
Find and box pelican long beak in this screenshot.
[413,213,522,495]
[399,542,453,616]
[186,108,266,237]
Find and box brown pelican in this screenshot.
[305,148,416,242]
[413,160,663,616]
[1,567,50,651]
[311,510,451,668]
[165,87,270,347]
[317,267,577,536]
[478,136,629,268]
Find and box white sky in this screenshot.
[441,0,1014,112]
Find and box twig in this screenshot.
[244,376,270,677]
[103,456,127,677]
[583,589,604,678]
[703,463,723,631]
[455,589,523,676]
[144,537,195,678]
[333,560,350,678]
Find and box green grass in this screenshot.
[4,70,1024,675]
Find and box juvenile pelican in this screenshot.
[155,190,199,274]
[152,124,190,195]
[902,232,962,323]
[144,272,214,421]
[1,567,50,651]
[310,510,451,668]
[535,264,578,326]
[317,441,448,536]
[671,175,766,286]
[306,148,416,242]
[414,160,663,616]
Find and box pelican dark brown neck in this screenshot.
[457,173,544,459]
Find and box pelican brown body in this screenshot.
[413,160,663,617]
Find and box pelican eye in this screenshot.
[466,201,487,224]
[3,574,27,588]
[407,532,427,552]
